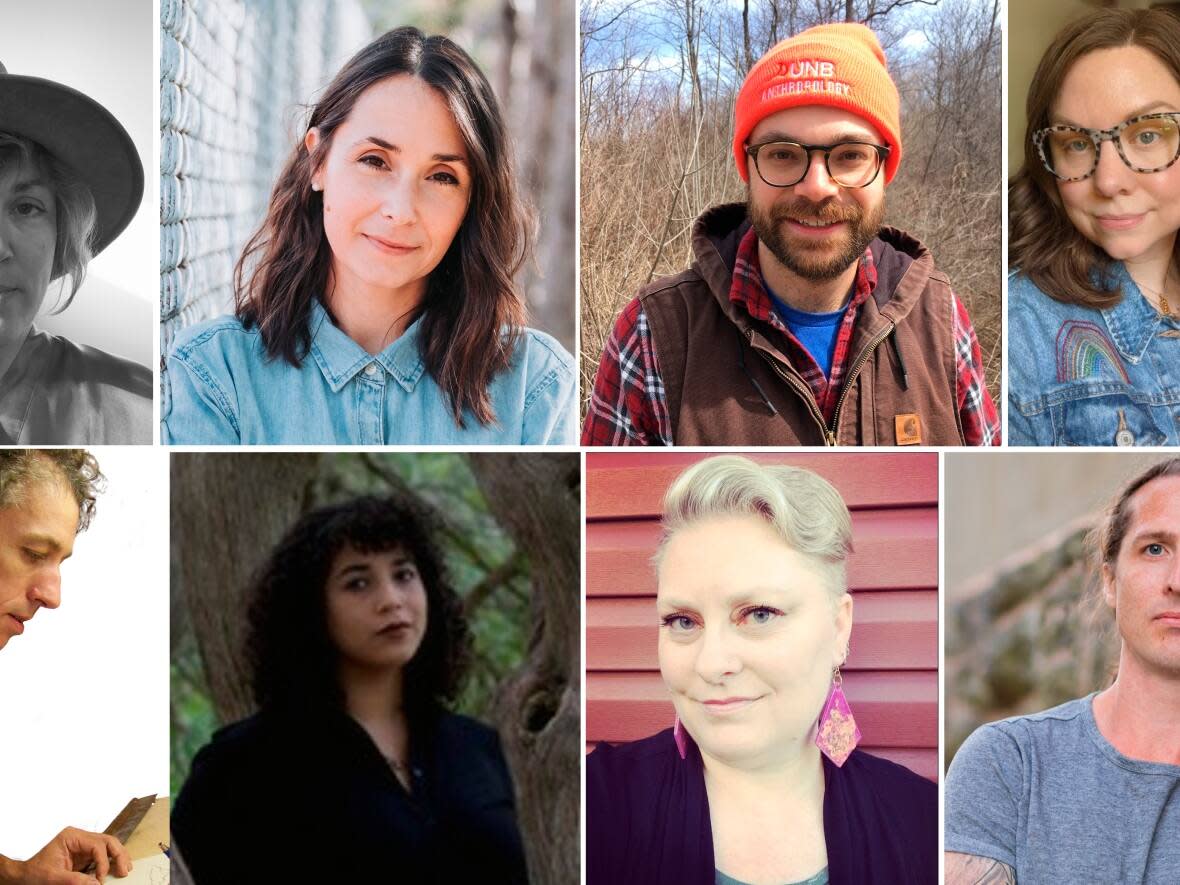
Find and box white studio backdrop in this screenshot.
[0,0,154,368]
[0,447,169,860]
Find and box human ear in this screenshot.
[1101,563,1117,611]
[833,592,853,667]
[305,127,324,190]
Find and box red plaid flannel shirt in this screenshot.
[582,227,1000,446]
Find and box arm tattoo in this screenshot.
[945,852,1016,884]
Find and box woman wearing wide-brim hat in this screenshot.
[0,61,151,445]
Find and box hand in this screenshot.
[17,828,132,883]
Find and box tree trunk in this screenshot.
[467,454,580,885]
[171,453,321,724]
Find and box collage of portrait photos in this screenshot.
[1,0,1178,883]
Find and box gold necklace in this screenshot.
[1133,268,1175,318]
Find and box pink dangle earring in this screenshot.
[673,715,688,760]
[814,661,860,767]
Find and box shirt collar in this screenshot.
[307,300,427,393]
[1100,264,1179,362]
[730,226,877,327]
[0,328,48,443]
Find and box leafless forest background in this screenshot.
[580,0,1002,417]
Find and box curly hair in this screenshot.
[246,494,471,716]
[0,449,104,531]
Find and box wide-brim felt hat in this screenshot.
[0,60,144,257]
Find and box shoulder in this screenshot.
[637,268,707,309]
[587,728,681,802]
[836,748,937,818]
[434,711,504,752]
[952,697,1090,779]
[169,313,263,364]
[37,331,152,399]
[512,326,575,378]
[1007,271,1098,330]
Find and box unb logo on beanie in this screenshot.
[732,23,902,183]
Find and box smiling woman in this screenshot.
[1008,8,1180,446]
[586,455,936,885]
[162,27,576,445]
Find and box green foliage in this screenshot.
[170,454,530,792]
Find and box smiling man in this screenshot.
[946,458,1180,884]
[583,23,998,446]
[0,449,133,884]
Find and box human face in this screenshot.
[0,481,79,650]
[325,544,429,673]
[0,160,56,350]
[306,75,471,308]
[746,106,886,281]
[657,515,852,768]
[1053,47,1180,267]
[1103,475,1180,678]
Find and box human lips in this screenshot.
[697,696,761,715]
[3,612,29,635]
[375,619,415,639]
[362,233,418,255]
[1154,611,1180,627]
[1094,213,1146,231]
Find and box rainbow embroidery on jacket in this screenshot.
[1055,320,1130,383]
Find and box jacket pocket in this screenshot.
[1050,389,1169,446]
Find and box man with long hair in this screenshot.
[0,450,132,883]
[583,23,997,447]
[946,459,1180,884]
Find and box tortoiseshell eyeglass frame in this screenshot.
[1032,112,1180,182]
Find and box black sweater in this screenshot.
[587,728,936,885]
[172,707,528,884]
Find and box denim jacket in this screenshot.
[1008,268,1180,446]
[162,301,577,445]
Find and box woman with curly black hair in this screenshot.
[171,495,528,884]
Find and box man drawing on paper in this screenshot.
[0,450,131,884]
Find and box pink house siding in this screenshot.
[585,452,940,782]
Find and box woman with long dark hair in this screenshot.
[171,495,529,883]
[162,28,574,444]
[1008,8,1180,446]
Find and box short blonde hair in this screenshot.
[655,455,853,598]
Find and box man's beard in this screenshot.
[748,193,885,281]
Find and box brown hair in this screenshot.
[0,131,97,309]
[1095,457,1180,568]
[234,27,530,427]
[1009,8,1180,308]
[0,449,104,532]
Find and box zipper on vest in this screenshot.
[751,332,832,445]
[829,322,895,442]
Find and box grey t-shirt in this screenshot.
[946,693,1180,884]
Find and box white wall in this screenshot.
[0,448,169,861]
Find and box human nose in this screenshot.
[1090,140,1135,197]
[693,624,741,683]
[30,568,62,610]
[792,150,841,201]
[379,175,417,225]
[0,218,13,262]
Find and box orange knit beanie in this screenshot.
[733,23,902,183]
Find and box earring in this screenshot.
[814,666,860,767]
[311,182,322,192]
[673,715,688,760]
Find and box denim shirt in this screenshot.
[1008,268,1180,446]
[162,301,577,445]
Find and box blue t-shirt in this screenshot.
[766,286,849,378]
[946,694,1180,884]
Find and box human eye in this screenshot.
[358,153,388,170]
[428,169,461,187]
[393,564,419,582]
[22,548,48,564]
[1144,542,1168,557]
[832,144,869,163]
[736,605,783,627]
[660,612,699,634]
[343,575,370,591]
[764,143,801,163]
[11,200,47,218]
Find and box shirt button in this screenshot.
[364,362,379,376]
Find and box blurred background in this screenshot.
[944,452,1175,766]
[1,0,153,367]
[170,452,579,884]
[160,0,573,408]
[580,0,1001,418]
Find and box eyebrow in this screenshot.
[352,136,467,165]
[1052,102,1180,127]
[1128,528,1178,547]
[331,552,413,580]
[658,586,790,610]
[19,533,72,558]
[12,178,51,194]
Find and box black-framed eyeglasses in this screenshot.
[1033,112,1180,181]
[744,140,890,188]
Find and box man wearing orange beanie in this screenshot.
[583,22,998,446]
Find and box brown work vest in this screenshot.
[642,204,964,446]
